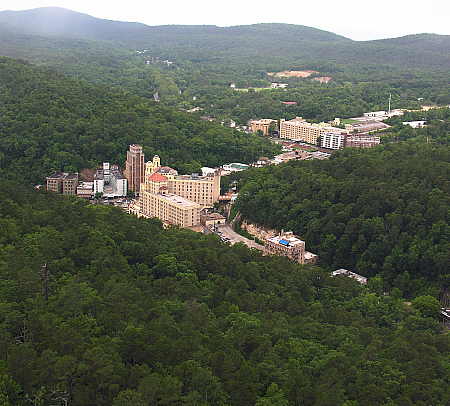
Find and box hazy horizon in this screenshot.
[1,0,449,41]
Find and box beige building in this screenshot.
[201,212,226,227]
[264,232,306,264]
[135,155,221,227]
[124,144,145,194]
[46,172,79,195]
[280,117,343,145]
[250,119,277,136]
[141,187,201,228]
[143,155,220,209]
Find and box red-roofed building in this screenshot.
[148,173,168,182]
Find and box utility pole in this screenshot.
[40,263,49,302]
[388,93,392,115]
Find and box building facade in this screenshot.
[94,163,127,197]
[345,135,381,148]
[321,132,346,150]
[124,144,145,194]
[264,232,306,264]
[76,182,94,199]
[280,117,343,145]
[135,155,221,227]
[250,119,277,136]
[46,172,79,195]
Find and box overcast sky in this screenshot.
[1,0,449,40]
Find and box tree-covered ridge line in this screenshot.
[234,142,450,297]
[0,8,449,120]
[1,7,449,71]
[0,180,448,405]
[0,57,280,183]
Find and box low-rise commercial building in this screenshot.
[331,269,367,285]
[201,212,226,227]
[346,135,381,148]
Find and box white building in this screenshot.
[321,132,346,150]
[402,121,426,128]
[94,163,127,197]
[331,269,367,285]
[201,167,218,177]
[364,111,387,118]
[271,82,288,89]
[222,163,250,172]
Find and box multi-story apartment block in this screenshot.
[321,132,346,150]
[264,232,306,264]
[135,155,221,227]
[250,119,277,136]
[124,144,145,194]
[94,163,127,197]
[46,172,79,195]
[345,135,381,148]
[280,117,343,145]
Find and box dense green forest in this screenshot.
[0,181,448,405]
[0,57,279,183]
[234,142,450,297]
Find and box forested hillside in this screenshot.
[0,8,449,120]
[0,57,279,183]
[234,142,450,296]
[1,8,449,70]
[0,181,448,405]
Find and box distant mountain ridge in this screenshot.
[0,7,449,70]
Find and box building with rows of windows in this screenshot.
[130,154,220,227]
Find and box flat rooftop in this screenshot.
[158,193,200,208]
[267,235,304,247]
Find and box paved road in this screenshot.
[216,224,264,251]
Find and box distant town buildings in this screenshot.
[270,82,288,89]
[312,76,332,84]
[402,121,426,128]
[363,109,404,121]
[94,163,127,197]
[46,172,79,195]
[124,144,145,195]
[250,119,277,136]
[331,269,368,285]
[280,117,343,145]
